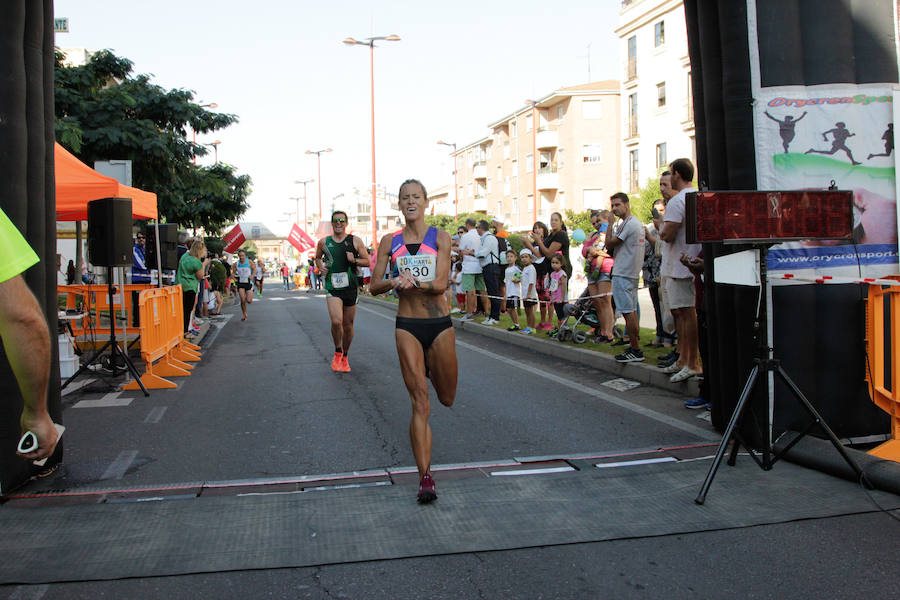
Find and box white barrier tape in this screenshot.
[471,290,615,306]
[775,273,900,287]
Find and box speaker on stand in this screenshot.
[62,198,149,396]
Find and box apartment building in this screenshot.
[450,81,621,230]
[616,0,695,192]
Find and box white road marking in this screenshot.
[595,456,678,468]
[8,584,49,600]
[490,466,576,477]
[101,450,139,480]
[357,304,719,441]
[73,393,132,408]
[144,406,167,423]
[60,376,95,397]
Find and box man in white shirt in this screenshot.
[474,219,501,324]
[457,218,484,321]
[660,158,702,383]
[605,192,646,363]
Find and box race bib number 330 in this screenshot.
[397,255,436,282]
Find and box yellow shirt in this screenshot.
[0,208,39,283]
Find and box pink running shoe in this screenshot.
[417,473,437,503]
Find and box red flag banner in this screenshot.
[223,224,245,253]
[288,223,316,253]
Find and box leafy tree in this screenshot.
[564,209,593,247]
[203,237,225,257]
[54,49,251,234]
[630,176,663,224]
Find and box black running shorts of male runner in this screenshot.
[237,282,252,291]
[328,287,358,307]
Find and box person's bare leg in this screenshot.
[341,305,357,355]
[624,310,640,350]
[326,297,344,350]
[396,330,432,478]
[426,328,458,408]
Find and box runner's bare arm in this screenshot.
[350,236,370,267]
[414,229,450,295]
[315,239,328,277]
[369,235,416,294]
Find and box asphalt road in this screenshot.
[4,289,898,599]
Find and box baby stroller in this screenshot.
[551,288,600,343]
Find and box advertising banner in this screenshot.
[287,223,316,253]
[754,85,898,278]
[222,224,245,253]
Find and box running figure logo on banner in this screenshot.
[754,84,898,278]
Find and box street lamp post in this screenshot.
[205,140,222,165]
[343,33,401,247]
[437,140,458,218]
[305,149,331,227]
[525,100,538,221]
[294,178,314,229]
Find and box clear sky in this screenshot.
[54,0,621,233]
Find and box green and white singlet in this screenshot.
[323,235,357,293]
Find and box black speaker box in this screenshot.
[88,197,133,267]
[146,224,179,270]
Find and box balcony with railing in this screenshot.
[473,194,488,212]
[535,128,558,149]
[626,58,637,83]
[626,116,639,140]
[473,161,487,180]
[537,165,558,190]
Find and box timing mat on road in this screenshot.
[0,458,897,584]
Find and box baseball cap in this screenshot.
[519,248,533,257]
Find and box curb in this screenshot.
[359,296,701,398]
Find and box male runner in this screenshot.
[316,211,369,372]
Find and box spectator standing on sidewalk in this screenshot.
[457,218,485,321]
[525,213,570,330]
[657,171,679,365]
[504,249,523,331]
[583,210,615,342]
[644,200,672,348]
[546,254,569,329]
[660,159,702,382]
[474,219,501,325]
[521,221,551,330]
[518,249,539,333]
[605,192,646,363]
[176,240,208,336]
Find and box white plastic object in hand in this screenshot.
[18,424,65,467]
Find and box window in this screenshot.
[512,196,518,214]
[496,165,502,181]
[504,176,511,196]
[654,21,665,47]
[539,151,551,171]
[628,93,638,137]
[582,143,602,164]
[629,150,639,192]
[526,153,534,173]
[467,182,473,198]
[557,105,564,121]
[526,113,533,132]
[487,178,492,194]
[510,119,517,138]
[497,200,503,216]
[627,35,637,80]
[558,148,565,169]
[657,82,666,107]
[582,100,603,119]
[656,143,667,170]
[503,141,510,159]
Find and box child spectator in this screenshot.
[504,249,522,331]
[546,254,568,330]
[519,248,538,333]
[452,262,464,313]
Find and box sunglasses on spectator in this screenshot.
[332,218,347,224]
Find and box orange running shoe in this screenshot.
[338,354,351,372]
[330,352,343,371]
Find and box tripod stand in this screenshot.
[60,266,149,397]
[695,244,866,504]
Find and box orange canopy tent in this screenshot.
[54,142,158,221]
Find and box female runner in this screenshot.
[369,179,457,503]
[233,249,256,321]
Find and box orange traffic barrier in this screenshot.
[57,283,154,339]
[864,278,900,462]
[123,285,202,391]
